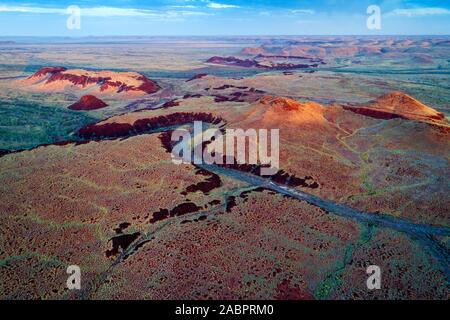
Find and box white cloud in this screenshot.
[83,7,159,17]
[290,9,315,15]
[0,5,209,18]
[0,5,64,14]
[387,7,450,17]
[207,2,240,9]
[171,5,198,9]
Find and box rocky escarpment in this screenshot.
[206,56,316,70]
[78,112,223,139]
[186,73,208,82]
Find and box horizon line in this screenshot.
[1,34,450,38]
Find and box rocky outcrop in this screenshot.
[186,73,208,82]
[260,96,305,111]
[258,96,328,126]
[68,95,108,111]
[78,112,223,139]
[207,56,258,68]
[22,67,160,96]
[206,56,313,70]
[344,92,447,126]
[29,66,67,79]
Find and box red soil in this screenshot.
[275,279,315,300]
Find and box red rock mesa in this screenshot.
[22,67,159,97]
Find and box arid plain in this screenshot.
[0,36,449,299]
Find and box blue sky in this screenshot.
[0,0,449,36]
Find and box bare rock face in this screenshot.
[186,73,208,82]
[28,66,67,79]
[68,95,108,111]
[207,56,258,68]
[22,67,160,97]
[260,96,305,111]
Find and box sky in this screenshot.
[0,0,449,36]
